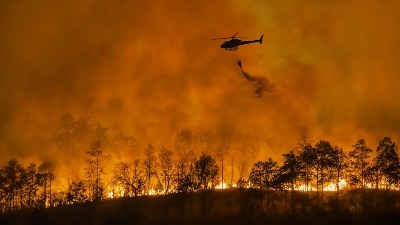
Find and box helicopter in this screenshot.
[213,32,263,51]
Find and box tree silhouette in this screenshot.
[85,141,110,200]
[375,137,400,189]
[143,144,157,194]
[277,150,302,213]
[156,147,175,194]
[130,160,146,196]
[24,163,39,208]
[314,140,335,204]
[66,181,88,204]
[298,144,316,192]
[175,151,197,193]
[194,153,219,191]
[297,129,314,192]
[215,125,233,189]
[0,159,24,212]
[249,161,266,190]
[348,139,372,190]
[279,151,302,192]
[331,146,347,199]
[364,164,378,189]
[113,162,133,197]
[113,160,146,197]
[238,139,251,183]
[249,157,278,214]
[38,162,55,207]
[174,132,197,193]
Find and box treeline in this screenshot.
[0,148,221,213]
[1,136,400,214]
[0,160,55,212]
[1,113,400,215]
[246,137,400,214]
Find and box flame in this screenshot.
[105,180,351,199]
[296,184,316,191]
[296,180,348,192]
[323,179,348,191]
[323,183,338,192]
[148,189,158,196]
[106,186,125,199]
[215,182,228,189]
[107,190,114,199]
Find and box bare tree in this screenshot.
[143,144,157,194]
[215,125,233,189]
[85,141,110,201]
[297,128,314,192]
[238,140,250,182]
[156,147,175,194]
[38,162,55,207]
[130,160,146,196]
[332,146,347,199]
[112,160,146,197]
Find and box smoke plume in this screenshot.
[1,0,400,183]
[237,60,273,97]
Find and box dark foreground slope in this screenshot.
[1,189,400,225]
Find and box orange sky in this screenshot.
[1,0,400,171]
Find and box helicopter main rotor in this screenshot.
[212,32,246,40]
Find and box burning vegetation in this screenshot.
[1,113,400,216]
[1,1,400,224]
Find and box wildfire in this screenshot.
[296,180,348,192]
[107,186,125,199]
[148,188,159,196]
[100,179,400,201]
[215,182,228,189]
[107,190,114,199]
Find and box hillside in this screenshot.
[1,189,400,225]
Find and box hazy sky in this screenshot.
[1,0,400,166]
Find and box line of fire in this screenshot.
[1,114,400,215]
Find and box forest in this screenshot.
[1,113,400,224]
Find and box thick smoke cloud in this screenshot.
[1,0,400,173]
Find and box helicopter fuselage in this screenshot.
[220,35,263,51]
